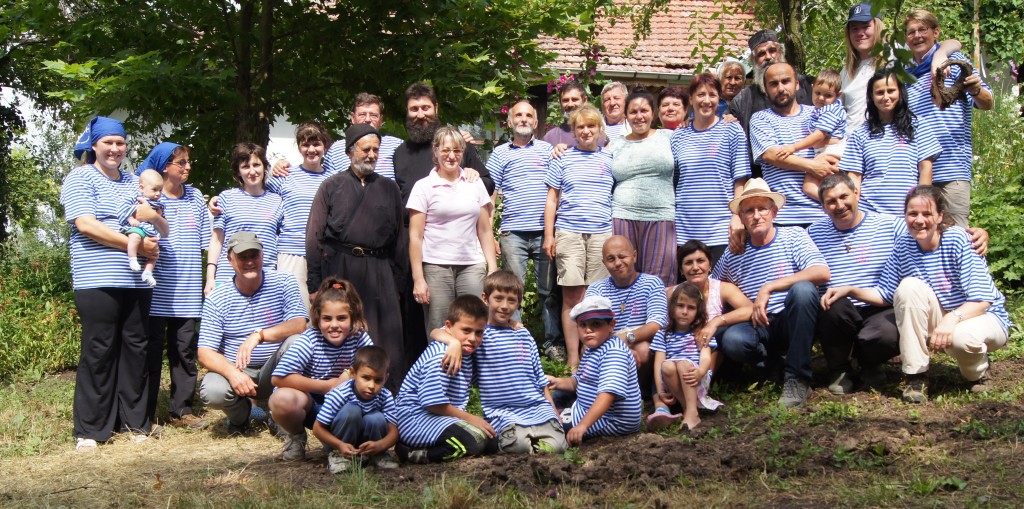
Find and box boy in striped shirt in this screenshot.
[396,296,494,463]
[546,296,642,445]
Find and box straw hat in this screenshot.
[728,178,786,214]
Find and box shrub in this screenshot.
[0,236,79,381]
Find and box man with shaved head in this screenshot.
[583,235,668,391]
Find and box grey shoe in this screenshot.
[902,374,928,403]
[279,432,307,461]
[367,450,400,469]
[328,450,352,474]
[827,371,854,396]
[779,375,811,408]
[970,369,994,394]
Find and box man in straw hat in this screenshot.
[710,178,830,408]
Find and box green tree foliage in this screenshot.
[4,0,666,193]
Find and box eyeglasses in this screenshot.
[438,148,464,156]
[905,27,933,37]
[355,112,381,120]
[169,159,192,167]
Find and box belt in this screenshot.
[335,242,388,258]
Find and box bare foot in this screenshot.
[680,416,701,431]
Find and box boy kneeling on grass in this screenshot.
[547,296,642,445]
[396,296,495,463]
[312,345,399,473]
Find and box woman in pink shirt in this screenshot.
[408,126,498,330]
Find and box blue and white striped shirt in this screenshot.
[197,270,309,368]
[476,325,557,432]
[571,336,641,438]
[61,165,150,290]
[272,328,373,383]
[396,341,475,448]
[323,135,403,180]
[605,122,629,141]
[712,226,827,313]
[212,188,283,282]
[120,193,162,238]
[266,166,336,256]
[839,122,941,216]
[810,101,847,139]
[874,227,1010,331]
[906,51,988,183]
[151,185,211,317]
[488,138,552,232]
[316,379,398,427]
[808,212,904,307]
[651,330,717,364]
[585,273,669,344]
[750,105,826,225]
[545,147,614,234]
[672,121,750,246]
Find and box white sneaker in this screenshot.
[278,432,307,461]
[128,257,142,272]
[76,438,97,451]
[328,450,353,473]
[368,450,399,469]
[141,271,157,287]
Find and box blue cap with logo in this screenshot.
[847,2,876,23]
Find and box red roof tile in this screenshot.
[537,0,755,79]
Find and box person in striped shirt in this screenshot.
[839,70,940,216]
[544,104,614,370]
[822,185,1009,403]
[135,142,211,430]
[197,232,308,434]
[601,82,630,140]
[266,121,335,310]
[488,100,563,361]
[314,346,400,473]
[396,296,493,464]
[903,9,993,228]
[546,296,642,445]
[712,178,830,408]
[268,278,373,462]
[749,62,839,226]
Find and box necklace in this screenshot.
[618,274,640,315]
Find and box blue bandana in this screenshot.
[136,142,182,175]
[73,116,126,162]
[908,43,939,78]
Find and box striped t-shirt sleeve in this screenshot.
[813,101,847,138]
[271,328,317,378]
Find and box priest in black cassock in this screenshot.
[306,124,407,390]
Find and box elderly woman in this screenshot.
[671,73,750,262]
[205,143,283,295]
[606,90,677,285]
[823,186,1010,403]
[902,8,991,228]
[657,86,688,130]
[408,126,497,331]
[135,142,211,429]
[839,70,941,216]
[717,59,747,117]
[60,116,168,449]
[544,104,614,369]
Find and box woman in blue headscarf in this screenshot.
[60,116,168,450]
[138,142,212,429]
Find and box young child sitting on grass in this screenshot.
[774,69,847,201]
[122,168,167,287]
[546,295,641,445]
[313,346,399,473]
[396,295,495,463]
[647,282,723,432]
[432,271,567,454]
[268,278,373,462]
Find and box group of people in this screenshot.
[60,1,1010,471]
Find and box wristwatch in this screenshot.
[625,331,636,346]
[254,328,265,343]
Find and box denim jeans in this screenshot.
[500,231,561,345]
[329,401,390,445]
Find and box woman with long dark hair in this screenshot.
[838,70,941,216]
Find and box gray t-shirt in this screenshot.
[606,129,675,221]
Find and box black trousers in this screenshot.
[73,288,153,441]
[816,299,899,372]
[146,316,199,419]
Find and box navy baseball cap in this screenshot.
[847,2,876,23]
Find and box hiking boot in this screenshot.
[970,370,994,394]
[279,432,307,461]
[902,374,928,403]
[226,420,251,436]
[169,414,209,430]
[859,364,887,388]
[328,450,353,474]
[367,450,400,469]
[542,340,567,363]
[646,408,682,431]
[827,371,854,396]
[266,417,286,439]
[779,375,811,408]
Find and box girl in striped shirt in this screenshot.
[648,282,722,431]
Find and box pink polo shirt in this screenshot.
[407,169,492,265]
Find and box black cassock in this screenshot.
[306,170,407,391]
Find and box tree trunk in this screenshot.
[234,1,255,144]
[254,0,274,148]
[777,0,806,75]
